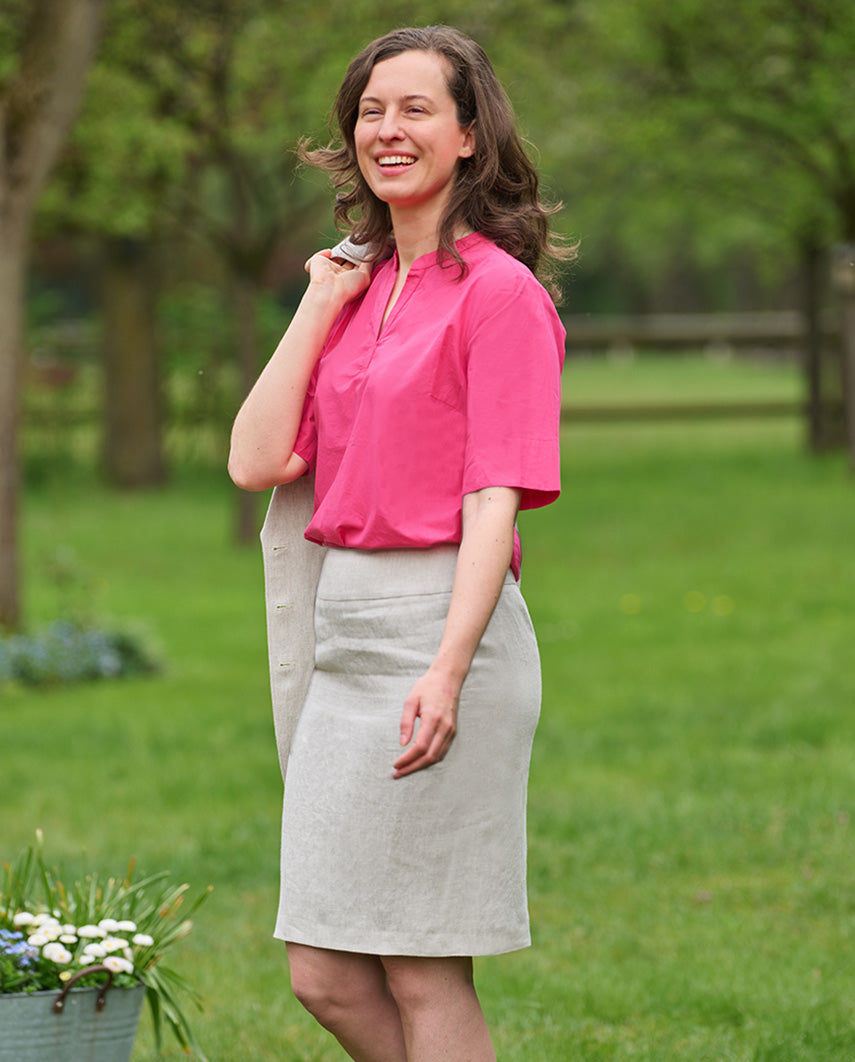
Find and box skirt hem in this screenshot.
[273,923,531,958]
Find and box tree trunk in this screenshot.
[842,293,855,472]
[0,229,26,631]
[233,273,260,545]
[0,0,109,630]
[800,239,830,452]
[836,244,855,471]
[101,236,167,487]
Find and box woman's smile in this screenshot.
[375,153,418,170]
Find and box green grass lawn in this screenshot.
[6,370,855,1059]
[561,351,802,406]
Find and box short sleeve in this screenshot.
[462,275,565,510]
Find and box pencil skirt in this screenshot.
[274,545,542,956]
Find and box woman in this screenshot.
[229,26,570,1062]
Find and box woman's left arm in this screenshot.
[393,485,523,779]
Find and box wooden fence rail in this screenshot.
[561,310,838,354]
[560,400,807,423]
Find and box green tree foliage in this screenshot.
[637,0,852,240]
[560,0,855,289]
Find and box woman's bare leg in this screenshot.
[381,955,496,1062]
[287,943,407,1061]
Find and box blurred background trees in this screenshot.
[3,0,854,630]
[569,0,855,450]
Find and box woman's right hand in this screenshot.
[304,249,373,311]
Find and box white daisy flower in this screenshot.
[102,955,134,975]
[42,942,73,964]
[13,912,35,927]
[132,933,155,947]
[77,925,106,939]
[115,920,137,932]
[102,936,129,954]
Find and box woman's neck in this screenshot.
[389,199,473,270]
[389,210,443,271]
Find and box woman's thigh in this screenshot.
[380,954,475,1008]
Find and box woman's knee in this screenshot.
[287,944,384,1024]
[288,946,343,1018]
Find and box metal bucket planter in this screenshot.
[0,965,146,1062]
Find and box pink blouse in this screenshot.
[293,232,565,578]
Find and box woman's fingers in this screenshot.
[304,248,333,272]
[393,679,458,778]
[304,249,374,275]
[399,691,419,747]
[393,729,450,778]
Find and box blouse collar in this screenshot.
[394,231,486,274]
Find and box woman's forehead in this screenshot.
[361,50,454,100]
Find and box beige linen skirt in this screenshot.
[274,545,541,957]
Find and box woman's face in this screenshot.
[354,50,474,222]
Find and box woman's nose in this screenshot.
[378,110,403,141]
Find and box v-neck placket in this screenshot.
[374,255,426,342]
[370,235,483,343]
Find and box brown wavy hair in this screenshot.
[299,26,574,299]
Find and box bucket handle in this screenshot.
[53,964,114,1014]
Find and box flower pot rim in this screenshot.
[1,980,145,1001]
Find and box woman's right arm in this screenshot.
[227,253,371,492]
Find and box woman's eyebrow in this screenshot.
[359,93,435,106]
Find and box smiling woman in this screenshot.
[228,25,573,1062]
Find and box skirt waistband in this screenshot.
[317,545,516,601]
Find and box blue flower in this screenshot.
[0,929,38,967]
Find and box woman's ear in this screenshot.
[460,122,476,158]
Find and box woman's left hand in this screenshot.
[392,486,521,780]
[393,667,462,778]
